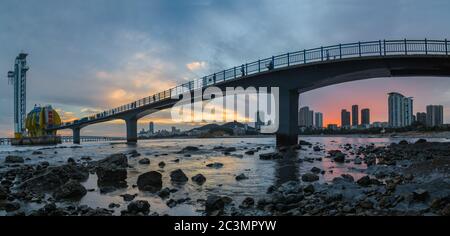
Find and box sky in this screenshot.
[1,0,450,137]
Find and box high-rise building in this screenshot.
[341,109,351,128]
[315,112,323,129]
[361,108,370,125]
[352,105,359,126]
[149,122,154,134]
[388,92,414,128]
[299,106,314,127]
[426,105,444,127]
[416,112,427,125]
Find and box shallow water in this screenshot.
[0,136,448,216]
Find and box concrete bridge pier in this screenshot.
[72,127,81,145]
[276,89,299,147]
[125,117,138,144]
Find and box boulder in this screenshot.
[413,189,429,202]
[137,171,162,192]
[206,162,224,168]
[4,156,24,164]
[121,193,137,202]
[20,164,89,192]
[356,176,371,187]
[415,139,427,144]
[259,152,282,160]
[179,146,199,153]
[170,169,188,183]
[127,200,150,215]
[244,150,255,155]
[158,188,171,199]
[235,173,248,181]
[332,152,346,163]
[0,201,20,212]
[191,174,206,185]
[0,186,8,200]
[32,151,43,155]
[239,197,255,209]
[96,154,128,187]
[158,161,166,168]
[53,179,87,200]
[310,167,321,174]
[138,158,150,165]
[302,173,319,182]
[205,195,225,216]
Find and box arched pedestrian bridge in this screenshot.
[48,39,450,146]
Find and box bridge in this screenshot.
[0,136,125,145]
[49,39,450,146]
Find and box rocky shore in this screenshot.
[0,139,449,216]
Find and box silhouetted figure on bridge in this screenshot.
[267,56,275,70]
[241,64,245,76]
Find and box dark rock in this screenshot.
[0,186,8,200]
[67,158,76,164]
[137,171,162,192]
[302,173,319,182]
[170,169,188,183]
[205,195,225,216]
[333,152,346,163]
[121,193,137,202]
[239,197,255,209]
[399,140,409,145]
[127,200,150,215]
[310,167,321,174]
[32,151,43,155]
[108,203,120,208]
[303,184,315,194]
[259,152,282,160]
[298,140,312,146]
[413,189,429,202]
[341,174,355,182]
[158,161,166,168]
[0,201,20,212]
[158,188,171,199]
[191,174,206,185]
[4,156,24,163]
[138,158,150,165]
[81,156,92,161]
[244,150,255,155]
[313,146,322,152]
[356,176,372,187]
[96,154,128,187]
[415,139,427,144]
[129,150,141,158]
[179,146,199,153]
[235,173,248,181]
[53,179,87,200]
[20,164,89,192]
[206,162,224,168]
[166,199,177,208]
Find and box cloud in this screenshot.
[186,61,207,71]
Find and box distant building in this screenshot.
[388,92,413,128]
[361,108,370,126]
[416,112,427,125]
[149,122,154,134]
[352,105,359,126]
[341,109,351,128]
[315,112,323,129]
[372,121,389,128]
[327,124,338,130]
[299,106,314,127]
[426,105,444,127]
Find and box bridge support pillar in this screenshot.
[276,89,299,147]
[72,127,81,145]
[125,117,138,144]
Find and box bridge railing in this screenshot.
[58,39,449,128]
